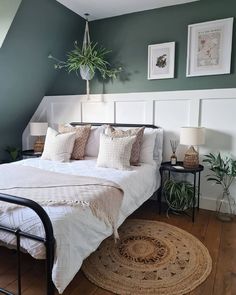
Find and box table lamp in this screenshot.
[30,122,48,153]
[180,127,205,169]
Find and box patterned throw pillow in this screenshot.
[42,127,76,162]
[106,126,145,165]
[58,124,91,160]
[97,134,136,170]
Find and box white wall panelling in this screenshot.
[82,101,114,123]
[154,99,191,161]
[23,88,236,212]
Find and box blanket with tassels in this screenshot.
[0,164,123,239]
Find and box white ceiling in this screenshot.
[57,0,199,21]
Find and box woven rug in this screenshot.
[82,219,212,295]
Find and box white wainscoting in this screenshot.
[22,88,236,212]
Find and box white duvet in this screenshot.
[0,157,160,293]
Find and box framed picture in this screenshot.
[186,18,234,77]
[148,42,175,80]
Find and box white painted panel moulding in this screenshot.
[154,99,191,161]
[50,102,82,127]
[22,88,236,213]
[200,98,236,205]
[82,101,114,123]
[115,101,153,124]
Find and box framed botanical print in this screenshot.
[148,42,175,80]
[186,18,234,77]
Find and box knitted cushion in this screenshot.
[58,124,91,160]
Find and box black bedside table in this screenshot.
[21,150,42,158]
[159,161,204,222]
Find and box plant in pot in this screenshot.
[48,16,120,97]
[164,178,195,217]
[203,152,236,221]
[5,146,21,162]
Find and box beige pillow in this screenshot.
[106,126,145,165]
[97,134,136,170]
[59,124,91,160]
[41,127,76,162]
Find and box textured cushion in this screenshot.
[97,134,136,170]
[58,124,91,160]
[105,126,145,165]
[85,125,107,157]
[41,127,76,162]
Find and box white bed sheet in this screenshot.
[0,158,160,293]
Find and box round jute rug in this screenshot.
[82,219,212,295]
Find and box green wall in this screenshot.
[1,0,236,160]
[0,0,85,160]
[90,0,236,94]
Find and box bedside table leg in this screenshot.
[159,169,164,215]
[192,173,196,223]
[197,172,201,210]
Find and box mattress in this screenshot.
[0,157,160,293]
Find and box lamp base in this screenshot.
[183,146,199,169]
[33,136,44,153]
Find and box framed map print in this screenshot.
[186,18,234,77]
[148,42,175,80]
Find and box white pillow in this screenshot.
[153,128,163,165]
[139,128,163,165]
[85,125,107,157]
[97,134,136,170]
[41,127,76,162]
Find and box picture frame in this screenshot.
[186,18,234,77]
[148,42,175,80]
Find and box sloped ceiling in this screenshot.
[57,0,199,20]
[0,0,85,160]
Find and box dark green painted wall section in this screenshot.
[90,0,236,94]
[0,0,85,160]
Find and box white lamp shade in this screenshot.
[30,122,48,136]
[180,127,205,146]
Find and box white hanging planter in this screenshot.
[80,65,95,81]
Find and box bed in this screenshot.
[0,123,163,295]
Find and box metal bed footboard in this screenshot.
[0,193,55,295]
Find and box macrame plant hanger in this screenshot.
[83,13,91,99]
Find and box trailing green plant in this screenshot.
[48,41,121,80]
[164,179,195,213]
[5,146,21,162]
[203,152,236,191]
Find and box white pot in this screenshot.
[80,65,95,80]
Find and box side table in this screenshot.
[21,150,42,158]
[159,161,204,222]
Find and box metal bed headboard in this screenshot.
[0,122,159,295]
[71,122,159,129]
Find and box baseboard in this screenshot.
[199,196,216,211]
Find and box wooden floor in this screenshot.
[0,201,236,295]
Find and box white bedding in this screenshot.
[0,157,160,293]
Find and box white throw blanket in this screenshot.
[0,164,123,237]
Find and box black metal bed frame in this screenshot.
[0,123,159,295]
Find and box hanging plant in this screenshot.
[48,41,120,80]
[48,15,121,96]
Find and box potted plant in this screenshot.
[48,41,120,81]
[164,178,195,217]
[203,152,236,221]
[49,16,121,97]
[5,146,21,162]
